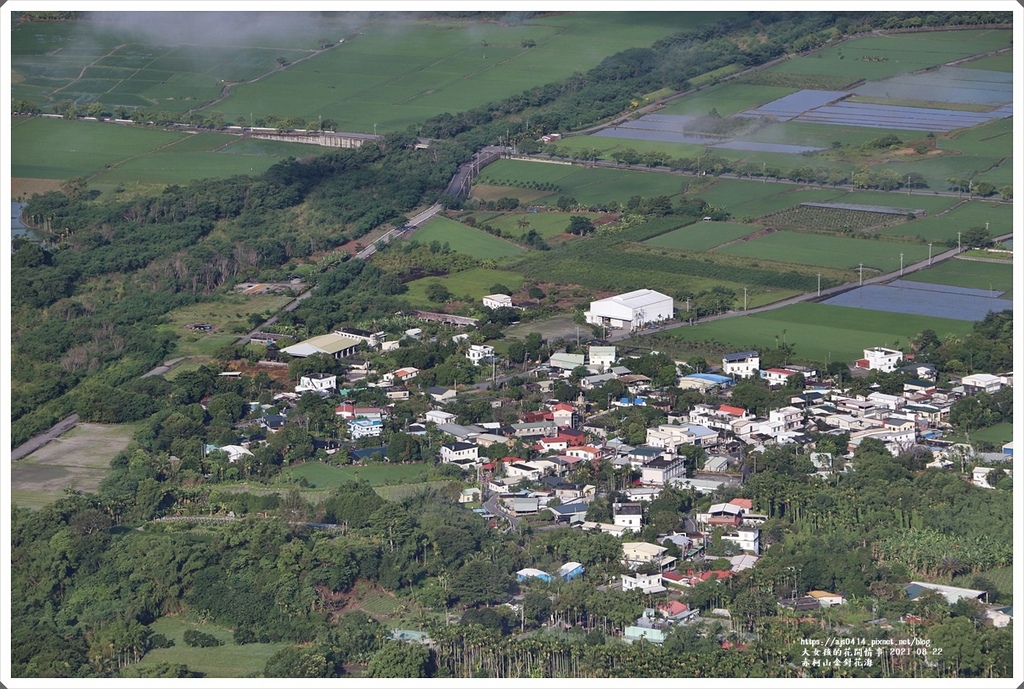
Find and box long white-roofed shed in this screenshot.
[585,289,673,330]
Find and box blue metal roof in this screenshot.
[685,373,733,384]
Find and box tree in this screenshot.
[366,641,434,678]
[425,282,452,303]
[567,215,595,236]
[263,646,334,677]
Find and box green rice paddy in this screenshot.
[669,302,975,364]
[715,230,928,272]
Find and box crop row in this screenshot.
[759,205,912,233]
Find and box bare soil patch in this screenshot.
[12,177,63,200]
[11,423,136,508]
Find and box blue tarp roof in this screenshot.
[685,373,733,384]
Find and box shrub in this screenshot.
[183,629,224,648]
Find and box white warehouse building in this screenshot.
[585,289,673,331]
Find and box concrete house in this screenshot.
[613,503,643,530]
[295,372,337,394]
[855,347,902,372]
[439,442,479,463]
[722,351,760,378]
[641,456,687,486]
[467,344,495,365]
[482,294,514,310]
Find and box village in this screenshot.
[211,285,1016,645]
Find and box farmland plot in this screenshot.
[715,230,928,271]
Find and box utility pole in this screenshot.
[762,161,766,183]
[928,242,933,265]
[743,287,747,311]
[958,231,962,253]
[899,252,904,276]
[817,273,821,297]
[907,174,911,195]
[859,263,863,286]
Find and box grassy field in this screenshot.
[645,220,761,251]
[952,566,1014,603]
[11,423,138,509]
[209,12,729,132]
[477,159,689,206]
[279,461,435,489]
[942,422,1013,446]
[761,30,1013,83]
[11,116,187,179]
[878,199,1013,242]
[557,134,706,163]
[154,294,294,358]
[403,267,526,307]
[487,211,603,240]
[411,217,525,259]
[666,302,975,364]
[901,259,1014,293]
[136,615,288,678]
[715,230,929,272]
[962,53,1013,72]
[942,118,1013,158]
[11,116,324,189]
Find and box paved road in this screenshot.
[484,493,521,531]
[11,414,79,461]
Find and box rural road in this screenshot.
[606,232,1013,341]
[11,414,79,462]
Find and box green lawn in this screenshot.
[901,259,1013,293]
[715,230,928,272]
[961,53,1013,72]
[556,134,706,163]
[410,217,525,259]
[404,267,526,307]
[943,422,1013,446]
[667,302,974,364]
[278,461,434,489]
[645,221,761,251]
[488,211,602,240]
[136,615,289,678]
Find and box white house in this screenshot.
[348,418,383,439]
[440,442,479,463]
[760,367,800,386]
[588,346,617,370]
[612,503,643,531]
[722,527,760,555]
[426,409,457,425]
[646,423,719,449]
[641,456,687,486]
[972,466,1012,489]
[467,344,495,365]
[855,347,902,372]
[722,351,760,378]
[960,373,1004,395]
[621,541,672,570]
[807,590,846,607]
[482,294,514,310]
[295,372,337,393]
[585,289,673,331]
[621,572,666,594]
